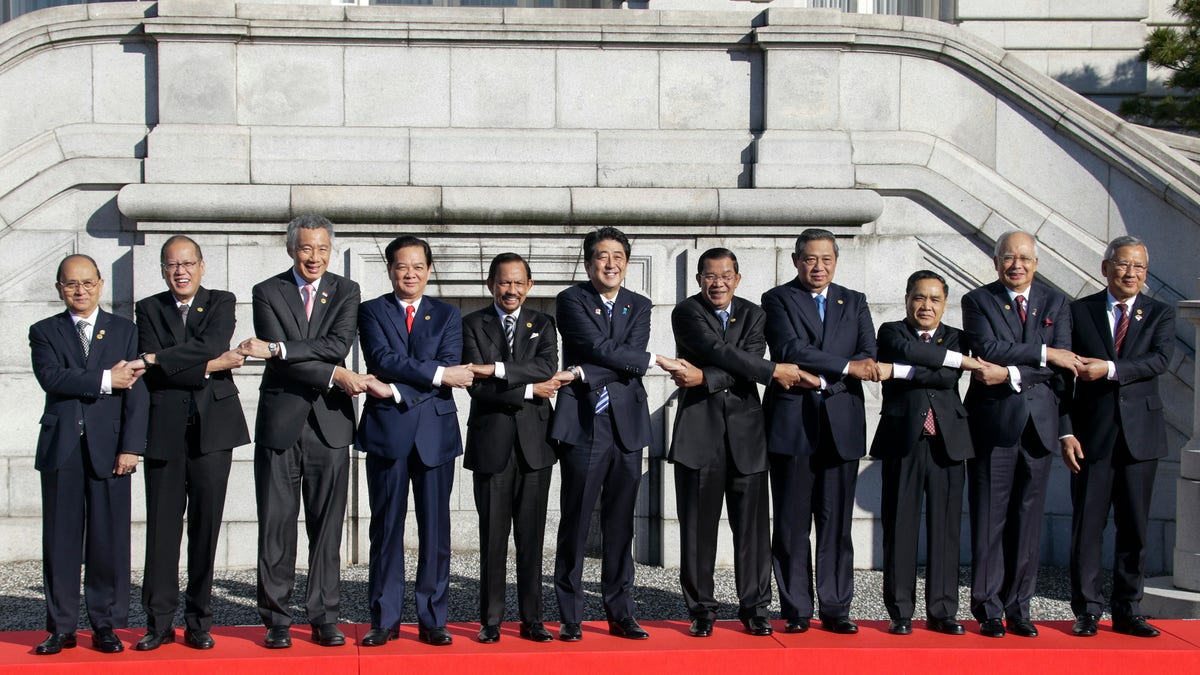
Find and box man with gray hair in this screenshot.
[239,215,371,649]
[1060,235,1173,638]
[961,230,1078,638]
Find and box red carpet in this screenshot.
[1,620,1196,673]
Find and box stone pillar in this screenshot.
[1142,290,1200,617]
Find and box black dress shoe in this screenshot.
[1072,614,1099,637]
[784,618,810,633]
[519,622,554,642]
[264,625,292,649]
[135,628,175,651]
[979,618,1005,637]
[419,626,453,646]
[35,633,76,655]
[888,619,912,635]
[821,617,858,634]
[559,622,583,642]
[608,617,649,640]
[1007,618,1038,637]
[689,618,713,637]
[92,628,124,653]
[927,617,965,635]
[1113,615,1161,638]
[744,617,773,636]
[184,629,215,650]
[361,627,398,646]
[311,623,345,647]
[478,625,501,643]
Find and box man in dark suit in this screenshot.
[962,230,1078,638]
[551,226,681,642]
[133,235,250,651]
[356,235,475,647]
[1061,235,1174,639]
[461,253,561,644]
[762,228,879,635]
[871,270,984,636]
[238,215,368,649]
[29,254,148,655]
[668,247,816,639]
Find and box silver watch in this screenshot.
[268,342,279,358]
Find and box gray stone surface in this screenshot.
[411,129,596,187]
[449,47,556,129]
[659,49,755,130]
[237,44,344,127]
[556,49,659,130]
[344,47,451,128]
[0,46,92,157]
[157,41,237,125]
[250,127,410,186]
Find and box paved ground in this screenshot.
[0,553,1095,632]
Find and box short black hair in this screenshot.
[583,226,631,260]
[794,228,839,257]
[160,235,203,264]
[56,254,101,283]
[697,247,739,274]
[487,252,532,282]
[905,269,949,297]
[384,235,433,267]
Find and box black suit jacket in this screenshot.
[30,309,149,474]
[668,294,775,474]
[550,282,653,452]
[869,320,972,462]
[462,306,558,474]
[1060,291,1174,462]
[136,287,250,456]
[961,279,1071,453]
[762,279,877,460]
[251,270,359,450]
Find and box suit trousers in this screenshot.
[366,449,455,631]
[41,434,131,633]
[768,449,859,621]
[473,448,552,626]
[254,414,349,627]
[881,433,964,621]
[968,421,1051,621]
[1069,437,1157,619]
[142,422,232,633]
[675,454,771,622]
[554,410,643,624]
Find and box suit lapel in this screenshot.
[823,285,844,344]
[512,312,533,360]
[787,281,823,347]
[89,309,112,368]
[1021,285,1040,342]
[274,272,308,337]
[183,287,210,339]
[307,276,335,339]
[57,312,84,366]
[162,292,185,345]
[482,310,507,359]
[383,295,410,349]
[608,289,628,339]
[715,297,739,344]
[1123,295,1147,354]
[990,283,1024,341]
[409,296,437,348]
[1088,294,1116,359]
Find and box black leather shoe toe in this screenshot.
[360,627,398,647]
[184,629,215,649]
[264,625,292,649]
[559,622,583,642]
[311,623,345,647]
[135,629,175,651]
[1072,614,1099,637]
[419,626,453,646]
[608,617,649,640]
[888,619,912,635]
[744,616,773,636]
[520,622,554,642]
[784,618,810,633]
[689,618,713,637]
[92,628,124,653]
[478,625,500,643]
[979,618,1005,637]
[1113,616,1160,638]
[927,617,965,635]
[821,617,858,634]
[35,633,76,655]
[1007,618,1038,637]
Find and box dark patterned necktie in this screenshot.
[921,332,936,436]
[76,320,90,360]
[179,302,190,326]
[594,300,614,414]
[503,314,516,353]
[1015,295,1026,324]
[1114,302,1129,355]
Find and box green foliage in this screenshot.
[1120,1,1200,130]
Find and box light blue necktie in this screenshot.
[594,300,614,414]
[717,309,730,333]
[814,294,826,322]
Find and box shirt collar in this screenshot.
[494,304,521,321]
[1106,291,1138,310]
[1005,287,1030,302]
[395,295,421,312]
[292,269,322,291]
[912,324,940,338]
[70,307,99,325]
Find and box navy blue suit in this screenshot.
[961,278,1071,622]
[762,279,876,622]
[551,282,652,623]
[357,293,463,631]
[30,309,149,634]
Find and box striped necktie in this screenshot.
[594,300,614,414]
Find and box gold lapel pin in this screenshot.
[96,329,105,340]
[196,306,204,313]
[320,298,327,304]
[837,299,844,305]
[1004,304,1011,310]
[729,317,737,323]
[424,315,430,321]
[937,338,943,344]
[526,322,533,328]
[1136,308,1143,314]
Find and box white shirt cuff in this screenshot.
[646,353,655,369]
[818,374,829,391]
[1007,365,1022,392]
[390,383,402,403]
[943,350,963,369]
[1106,360,1117,380]
[101,370,113,395]
[433,365,445,387]
[524,384,534,400]
[893,363,914,380]
[1039,345,1046,368]
[277,342,288,360]
[495,362,507,380]
[575,366,587,383]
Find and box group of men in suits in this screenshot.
[28,219,1173,654]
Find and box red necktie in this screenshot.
[405,304,415,334]
[921,332,936,436]
[1015,294,1027,324]
[1114,302,1129,355]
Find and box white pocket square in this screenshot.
[530,332,540,339]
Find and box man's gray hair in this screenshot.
[286,214,335,250]
[993,230,1038,258]
[1104,234,1147,262]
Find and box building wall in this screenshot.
[1,1,1197,575]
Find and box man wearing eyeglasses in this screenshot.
[961,230,1078,638]
[668,248,817,638]
[29,254,148,655]
[132,235,249,651]
[1060,236,1173,639]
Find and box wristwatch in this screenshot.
[267,342,279,358]
[567,365,582,379]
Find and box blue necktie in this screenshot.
[814,294,826,322]
[594,301,614,414]
[717,309,730,333]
